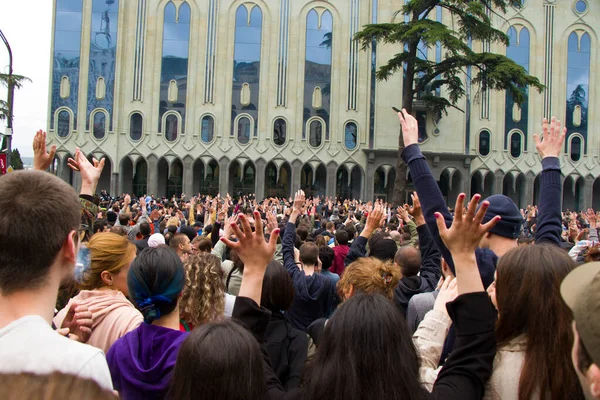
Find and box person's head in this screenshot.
[585,245,600,263]
[344,223,357,239]
[0,171,80,296]
[260,260,294,312]
[139,222,151,237]
[325,221,335,232]
[314,235,327,248]
[492,244,583,399]
[394,246,422,277]
[303,293,422,400]
[128,246,185,324]
[368,238,398,262]
[179,226,197,242]
[335,229,349,246]
[93,220,108,234]
[561,262,600,399]
[168,321,265,400]
[478,194,523,248]
[297,226,309,242]
[191,236,212,254]
[76,232,136,296]
[0,372,117,400]
[167,216,180,228]
[170,234,193,256]
[318,246,335,271]
[299,241,319,267]
[337,257,400,300]
[148,233,166,248]
[109,225,128,236]
[180,254,225,326]
[118,213,131,227]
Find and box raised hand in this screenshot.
[221,211,280,305]
[293,190,306,213]
[396,108,419,147]
[58,302,93,343]
[533,117,567,159]
[405,192,425,225]
[362,204,385,238]
[433,277,458,314]
[67,148,105,196]
[266,211,278,234]
[435,193,500,294]
[586,208,596,229]
[223,214,239,239]
[397,206,410,223]
[33,130,56,171]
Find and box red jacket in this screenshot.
[331,244,350,276]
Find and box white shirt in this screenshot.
[0,315,113,390]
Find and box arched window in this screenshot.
[159,2,190,132]
[479,130,491,156]
[570,136,582,162]
[273,118,286,146]
[309,120,323,147]
[510,131,522,158]
[575,0,587,14]
[130,113,143,141]
[416,112,428,142]
[201,115,214,143]
[238,117,251,144]
[344,122,357,150]
[505,26,530,149]
[92,111,106,139]
[57,110,71,138]
[566,32,590,154]
[165,114,178,142]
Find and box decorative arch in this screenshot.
[568,133,584,162]
[565,30,591,154]
[129,111,144,142]
[306,116,326,148]
[90,108,109,140]
[200,114,216,143]
[233,113,255,144]
[54,107,74,139]
[508,129,524,158]
[344,121,358,150]
[162,111,182,142]
[505,25,530,150]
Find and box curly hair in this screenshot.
[180,253,226,327]
[337,257,401,300]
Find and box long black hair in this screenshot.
[167,321,265,400]
[303,293,425,400]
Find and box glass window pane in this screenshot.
[57,0,83,12]
[479,131,490,156]
[201,115,214,142]
[576,1,587,13]
[57,110,71,137]
[273,118,286,146]
[510,132,522,158]
[93,112,106,139]
[130,113,143,141]
[416,112,428,142]
[345,122,357,149]
[309,120,322,147]
[571,137,581,161]
[165,114,178,142]
[238,117,250,144]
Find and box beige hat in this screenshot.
[560,261,600,366]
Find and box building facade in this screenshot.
[47,0,599,209]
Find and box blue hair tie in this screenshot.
[137,294,172,308]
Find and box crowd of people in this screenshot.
[0,113,599,400]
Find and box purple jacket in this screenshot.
[107,323,188,400]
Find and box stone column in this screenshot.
[290,160,302,194]
[111,172,119,197]
[326,163,337,198]
[524,173,535,207]
[494,170,504,195]
[182,157,194,197]
[584,175,595,210]
[365,163,374,202]
[254,159,266,200]
[219,158,229,195]
[146,157,158,196]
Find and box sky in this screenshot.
[0,0,52,157]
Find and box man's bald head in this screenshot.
[394,246,422,277]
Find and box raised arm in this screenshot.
[282,191,304,278]
[344,205,384,266]
[533,117,566,245]
[410,193,441,290]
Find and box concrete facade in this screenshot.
[47,0,600,209]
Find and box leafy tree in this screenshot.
[0,73,31,121]
[10,148,23,170]
[355,0,544,205]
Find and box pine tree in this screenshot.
[355,0,544,205]
[10,148,23,170]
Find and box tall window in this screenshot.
[57,110,71,138]
[570,136,582,162]
[344,122,357,150]
[416,112,428,142]
[51,0,83,127]
[510,131,522,158]
[92,111,106,139]
[231,5,262,137]
[201,115,214,143]
[158,2,190,132]
[566,32,590,155]
[303,9,333,141]
[130,113,143,141]
[309,120,323,147]
[238,117,251,144]
[87,0,119,131]
[479,130,491,156]
[504,26,530,150]
[165,114,178,142]
[273,118,287,146]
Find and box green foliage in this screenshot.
[0,73,31,121]
[10,148,23,170]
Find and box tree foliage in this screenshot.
[0,73,31,121]
[354,0,544,204]
[10,148,23,170]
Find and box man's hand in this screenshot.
[266,211,278,235]
[33,130,57,171]
[405,192,425,226]
[59,303,93,343]
[397,206,410,223]
[396,108,419,147]
[223,214,239,239]
[533,117,567,159]
[361,204,385,238]
[293,190,306,213]
[67,148,105,196]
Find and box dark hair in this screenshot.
[303,293,423,400]
[335,230,349,246]
[344,223,356,239]
[167,224,178,234]
[169,233,188,250]
[325,221,334,230]
[394,246,422,277]
[319,246,335,271]
[93,220,108,234]
[118,213,131,226]
[297,226,309,242]
[168,321,265,400]
[191,236,212,253]
[299,242,319,266]
[109,225,127,236]
[314,235,328,248]
[0,171,80,295]
[0,372,117,400]
[585,243,600,263]
[495,244,584,400]
[261,260,294,312]
[163,231,174,246]
[139,222,151,237]
[127,247,185,323]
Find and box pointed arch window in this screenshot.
[505,26,530,150]
[165,114,179,142]
[479,130,491,156]
[566,32,590,155]
[273,118,287,146]
[510,131,523,158]
[570,136,582,162]
[238,116,251,144]
[344,122,357,150]
[130,113,143,141]
[57,110,71,138]
[201,115,215,143]
[309,119,323,148]
[92,111,107,139]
